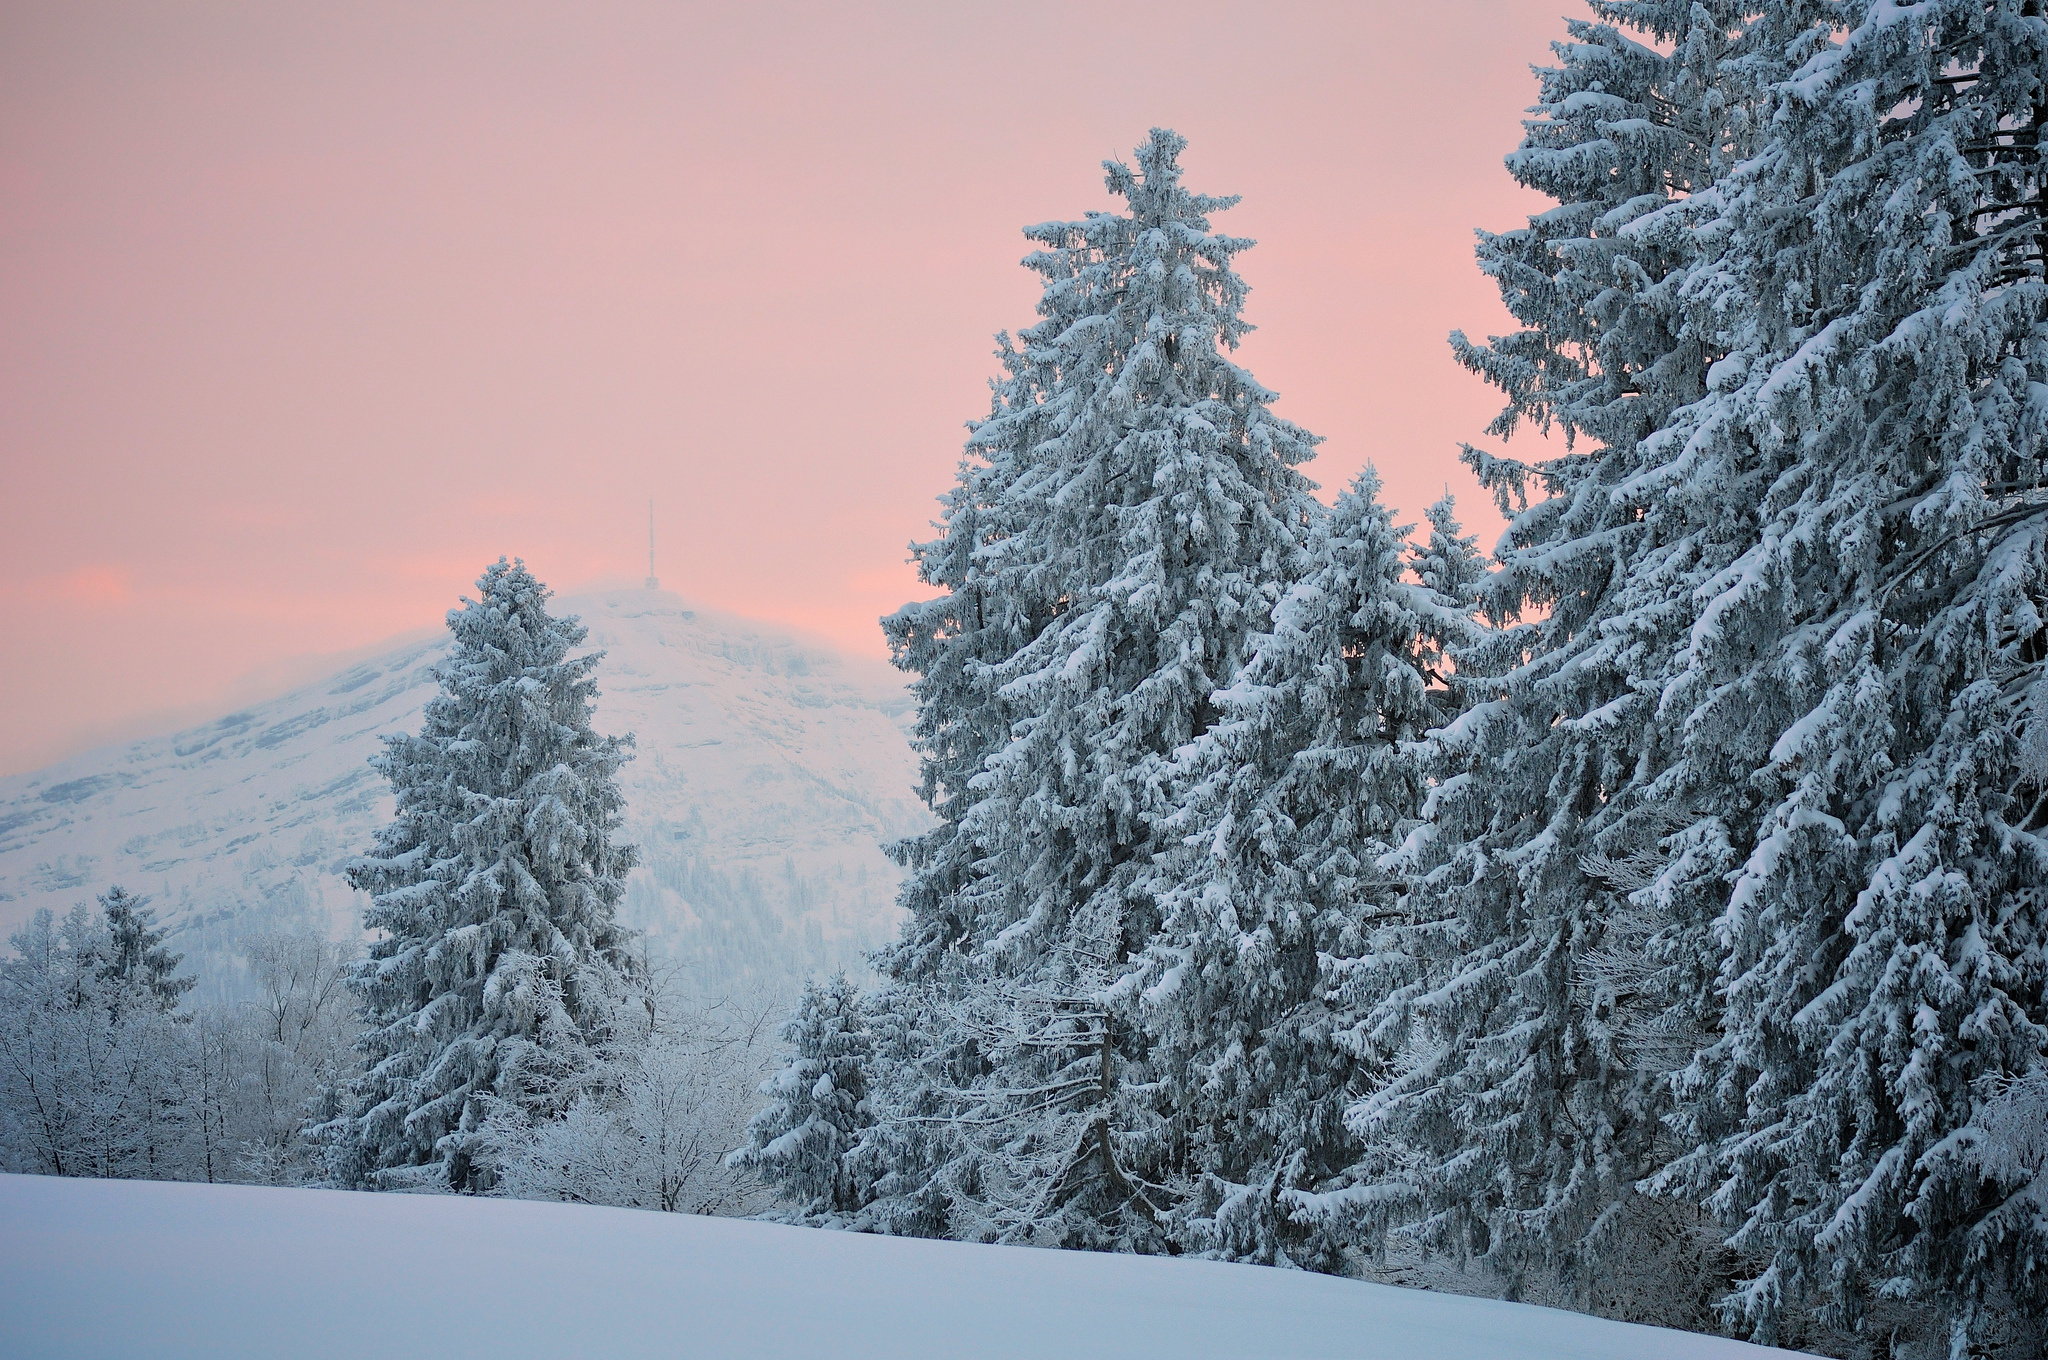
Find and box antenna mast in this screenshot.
[645,500,660,590]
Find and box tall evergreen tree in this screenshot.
[97,887,194,1014]
[859,128,1323,1247]
[1357,0,1771,1309]
[729,973,874,1217]
[326,559,639,1192]
[1133,469,1471,1268]
[1401,2,2048,1349]
[1632,6,2048,1347]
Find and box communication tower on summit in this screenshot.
[645,501,660,590]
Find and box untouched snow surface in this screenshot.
[0,1175,1810,1359]
[0,589,928,990]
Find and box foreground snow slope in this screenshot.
[1,1175,1809,1360]
[0,589,927,988]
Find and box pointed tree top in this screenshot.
[1100,127,1243,233]
[449,557,588,658]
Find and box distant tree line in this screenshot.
[0,888,353,1186]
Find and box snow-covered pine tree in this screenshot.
[1405,493,1491,717]
[327,558,639,1192]
[1404,1,2048,1347]
[729,973,873,1218]
[1133,468,1467,1269]
[1624,6,2048,1348]
[858,128,1323,1248]
[1450,2,1739,456]
[98,888,195,1014]
[1357,0,1773,1315]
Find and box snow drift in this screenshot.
[0,1173,1812,1359]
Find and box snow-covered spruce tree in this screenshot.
[1394,1,2048,1348]
[857,129,1322,1248]
[98,887,196,1014]
[327,559,639,1192]
[1354,1,1773,1319]
[729,973,873,1218]
[1623,7,2048,1349]
[1450,2,1742,458]
[1407,495,1491,688]
[1132,469,1471,1269]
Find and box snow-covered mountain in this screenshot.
[0,588,927,992]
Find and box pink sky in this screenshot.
[0,1,1566,776]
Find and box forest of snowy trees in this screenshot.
[728,8,2048,1354]
[5,3,2048,1358]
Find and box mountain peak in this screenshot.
[0,593,926,994]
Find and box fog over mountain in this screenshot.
[0,589,927,994]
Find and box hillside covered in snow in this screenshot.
[0,589,927,991]
[0,1174,1813,1360]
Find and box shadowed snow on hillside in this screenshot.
[0,590,928,993]
[0,1174,1815,1360]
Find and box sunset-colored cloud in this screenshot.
[54,565,134,607]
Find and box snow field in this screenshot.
[0,1173,1812,1359]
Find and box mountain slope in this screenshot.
[0,589,927,990]
[0,1175,1812,1360]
